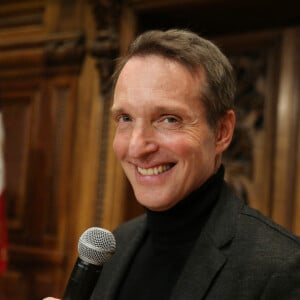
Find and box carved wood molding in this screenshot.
[44,33,85,70]
[126,0,205,11]
[0,32,85,78]
[0,1,44,31]
[89,0,121,97]
[88,0,121,225]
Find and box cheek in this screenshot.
[171,131,216,160]
[113,134,127,159]
[161,134,198,160]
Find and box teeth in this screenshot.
[137,164,172,176]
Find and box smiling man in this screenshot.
[111,54,234,212]
[44,29,300,300]
[90,29,300,300]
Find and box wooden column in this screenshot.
[272,27,300,233]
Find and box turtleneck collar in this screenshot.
[145,165,225,242]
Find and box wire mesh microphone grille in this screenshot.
[78,227,116,266]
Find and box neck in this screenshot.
[146,165,225,240]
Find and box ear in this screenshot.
[215,110,235,154]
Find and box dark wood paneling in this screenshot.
[0,76,78,299]
[0,0,300,299]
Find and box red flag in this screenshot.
[0,112,8,273]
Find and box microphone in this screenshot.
[62,227,116,300]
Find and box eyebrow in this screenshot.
[111,103,190,115]
[110,106,124,116]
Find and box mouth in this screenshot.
[137,163,175,176]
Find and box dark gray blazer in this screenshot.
[91,184,300,299]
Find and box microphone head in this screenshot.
[78,227,116,266]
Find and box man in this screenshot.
[45,29,300,299]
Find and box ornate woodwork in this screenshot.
[89,0,123,226]
[222,38,278,216]
[0,72,79,300]
[90,0,120,95]
[213,30,300,233]
[0,1,88,299]
[0,1,299,299]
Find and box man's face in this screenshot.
[112,55,226,211]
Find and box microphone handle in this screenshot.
[63,258,102,300]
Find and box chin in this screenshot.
[136,195,177,212]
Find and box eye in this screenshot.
[163,116,178,123]
[159,114,180,124]
[155,115,181,129]
[117,114,132,123]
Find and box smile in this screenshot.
[137,164,174,176]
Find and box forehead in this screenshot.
[112,55,207,117]
[114,55,204,99]
[119,54,200,79]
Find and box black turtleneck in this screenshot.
[117,166,225,300]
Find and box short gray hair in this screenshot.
[113,29,236,128]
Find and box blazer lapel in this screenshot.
[94,184,242,300]
[171,232,227,300]
[172,184,243,300]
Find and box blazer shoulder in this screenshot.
[239,204,300,250]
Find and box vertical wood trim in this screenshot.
[262,39,281,217]
[74,56,101,230]
[272,28,300,230]
[290,29,300,235]
[293,112,300,235]
[101,5,137,231]
[65,56,101,276]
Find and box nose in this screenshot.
[128,123,158,158]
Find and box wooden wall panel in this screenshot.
[1,93,32,231]
[272,28,300,233]
[294,109,300,233]
[0,0,299,299]
[212,31,282,218]
[0,76,78,299]
[0,1,95,299]
[216,28,299,233]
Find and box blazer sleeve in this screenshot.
[261,255,300,300]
